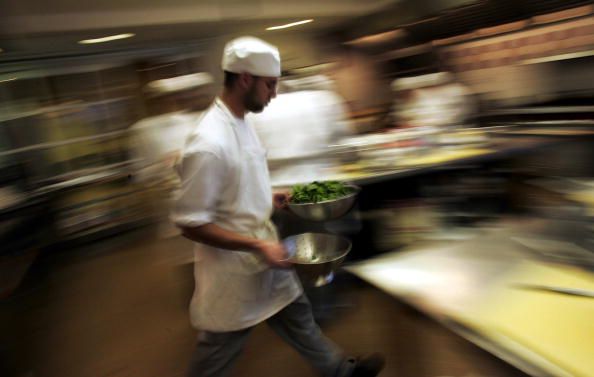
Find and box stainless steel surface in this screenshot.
[511,283,594,298]
[283,232,351,287]
[287,185,360,222]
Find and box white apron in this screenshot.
[188,99,302,332]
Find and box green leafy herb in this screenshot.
[290,181,354,204]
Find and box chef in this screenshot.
[131,72,214,184]
[171,36,384,377]
[248,76,354,186]
[131,72,214,236]
[391,72,475,129]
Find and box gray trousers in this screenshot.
[187,294,355,377]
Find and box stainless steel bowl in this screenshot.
[283,233,351,287]
[288,185,361,222]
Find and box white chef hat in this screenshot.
[145,72,214,97]
[222,36,281,77]
[391,72,453,91]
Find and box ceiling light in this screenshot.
[0,77,17,83]
[266,19,313,31]
[78,33,135,44]
[345,30,406,46]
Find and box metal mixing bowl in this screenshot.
[288,185,361,222]
[283,233,352,287]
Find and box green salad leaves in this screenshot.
[290,181,354,204]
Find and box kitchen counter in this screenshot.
[343,136,560,186]
[272,134,565,188]
[346,218,594,377]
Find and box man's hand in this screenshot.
[253,240,291,268]
[180,223,292,268]
[273,190,290,210]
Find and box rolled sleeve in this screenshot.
[171,149,228,228]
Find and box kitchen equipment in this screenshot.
[288,184,360,221]
[283,232,351,287]
[511,283,594,298]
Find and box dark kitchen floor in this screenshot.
[0,226,529,377]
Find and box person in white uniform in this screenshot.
[131,73,214,236]
[131,73,214,183]
[248,88,353,186]
[171,37,385,377]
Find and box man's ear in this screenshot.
[238,72,253,90]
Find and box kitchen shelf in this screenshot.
[57,216,150,244]
[34,169,130,195]
[484,106,594,116]
[0,195,47,220]
[55,187,147,212]
[0,96,134,123]
[33,159,138,187]
[0,129,130,157]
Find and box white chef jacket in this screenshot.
[130,112,200,183]
[248,90,353,186]
[172,98,302,332]
[393,83,474,128]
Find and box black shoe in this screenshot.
[351,353,386,377]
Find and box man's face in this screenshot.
[244,75,278,113]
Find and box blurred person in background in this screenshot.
[391,71,475,129]
[248,72,354,185]
[131,72,214,183]
[171,36,384,377]
[248,72,361,249]
[131,73,213,236]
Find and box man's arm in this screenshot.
[179,223,290,268]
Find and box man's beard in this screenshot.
[244,84,265,113]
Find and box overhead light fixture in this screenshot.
[345,29,406,46]
[266,19,313,31]
[78,33,135,44]
[0,77,17,83]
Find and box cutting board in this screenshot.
[459,262,594,377]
